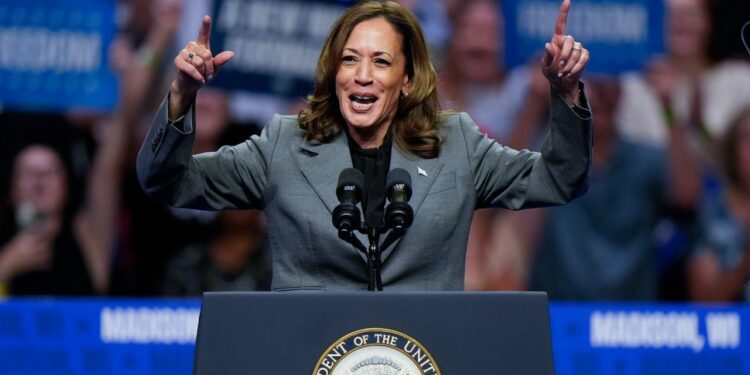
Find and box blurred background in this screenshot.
[0,0,749,374]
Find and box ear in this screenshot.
[402,74,414,95]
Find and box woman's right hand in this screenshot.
[0,226,54,283]
[169,15,234,120]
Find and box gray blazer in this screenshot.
[137,92,592,291]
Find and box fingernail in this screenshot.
[557,72,563,78]
[201,79,206,84]
[566,73,572,78]
[207,75,213,81]
[559,60,565,67]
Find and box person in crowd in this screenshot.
[137,0,592,291]
[688,108,750,302]
[617,0,750,148]
[163,209,271,295]
[0,118,127,296]
[0,0,182,296]
[439,0,517,140]
[435,0,556,290]
[527,76,700,300]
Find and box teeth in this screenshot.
[351,95,377,103]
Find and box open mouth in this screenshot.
[349,94,379,112]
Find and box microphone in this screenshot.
[384,168,413,232]
[15,202,42,231]
[332,168,364,237]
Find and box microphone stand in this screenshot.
[368,227,383,291]
[337,224,382,291]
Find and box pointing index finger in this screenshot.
[197,15,212,48]
[554,0,571,37]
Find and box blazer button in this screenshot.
[151,128,164,151]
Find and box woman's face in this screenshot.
[667,0,710,60]
[11,146,68,216]
[450,1,502,83]
[336,17,411,140]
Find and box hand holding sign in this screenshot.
[541,0,589,105]
[169,15,234,120]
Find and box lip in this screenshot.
[348,92,379,113]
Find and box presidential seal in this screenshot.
[312,328,441,375]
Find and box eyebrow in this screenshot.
[343,48,394,59]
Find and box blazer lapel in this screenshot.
[382,146,444,262]
[297,134,369,264]
[297,135,351,214]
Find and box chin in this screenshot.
[344,114,382,129]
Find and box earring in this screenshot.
[401,91,408,99]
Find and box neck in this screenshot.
[670,55,709,77]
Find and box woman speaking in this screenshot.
[137,0,592,291]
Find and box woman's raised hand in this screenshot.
[541,0,589,105]
[169,15,234,119]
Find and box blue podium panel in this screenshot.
[194,292,554,374]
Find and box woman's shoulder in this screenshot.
[260,114,307,140]
[437,111,473,128]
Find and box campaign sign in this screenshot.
[0,0,118,112]
[503,0,665,73]
[209,0,354,99]
[0,299,200,375]
[550,304,750,375]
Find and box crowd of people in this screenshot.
[0,0,748,301]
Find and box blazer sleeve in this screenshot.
[136,93,281,210]
[464,86,593,209]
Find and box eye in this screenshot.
[374,58,391,67]
[341,55,357,64]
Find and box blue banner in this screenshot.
[551,304,750,375]
[0,0,118,112]
[0,299,748,374]
[502,0,665,73]
[209,0,354,99]
[0,299,200,375]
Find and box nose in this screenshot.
[354,60,373,86]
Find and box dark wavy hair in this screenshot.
[298,1,441,158]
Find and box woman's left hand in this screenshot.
[541,0,589,105]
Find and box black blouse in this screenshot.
[345,130,393,232]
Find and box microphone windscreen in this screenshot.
[336,168,365,200]
[386,168,412,198]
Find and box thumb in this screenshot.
[214,51,234,69]
[541,43,554,67]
